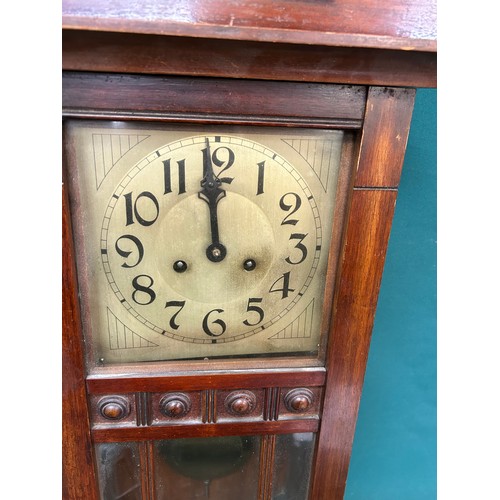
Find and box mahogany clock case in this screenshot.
[63,71,416,500]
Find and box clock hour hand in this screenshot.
[198,138,227,262]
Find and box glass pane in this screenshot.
[154,435,260,500]
[272,433,316,500]
[95,442,142,500]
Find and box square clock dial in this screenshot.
[66,121,344,365]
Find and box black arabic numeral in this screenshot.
[279,192,302,226]
[243,298,265,326]
[163,158,186,194]
[202,308,226,337]
[202,145,235,184]
[269,271,295,299]
[285,233,308,265]
[124,191,159,227]
[164,300,186,330]
[115,235,145,268]
[131,274,156,305]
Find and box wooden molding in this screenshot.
[62,182,99,500]
[62,71,367,128]
[62,30,437,88]
[62,0,436,52]
[310,189,400,499]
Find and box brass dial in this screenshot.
[67,122,343,364]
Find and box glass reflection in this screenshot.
[272,433,316,500]
[95,442,142,500]
[154,436,260,500]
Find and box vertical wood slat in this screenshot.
[310,189,398,499]
[258,435,276,500]
[62,182,99,500]
[139,441,154,499]
[355,87,415,187]
[309,86,415,499]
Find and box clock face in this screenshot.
[67,121,343,365]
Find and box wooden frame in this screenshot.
[63,178,99,499]
[63,70,415,498]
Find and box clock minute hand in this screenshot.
[198,138,227,263]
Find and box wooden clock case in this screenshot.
[62,2,436,499]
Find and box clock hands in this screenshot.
[198,138,227,262]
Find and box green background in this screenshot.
[344,89,437,498]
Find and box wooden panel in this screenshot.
[92,419,320,442]
[355,87,416,187]
[62,0,437,52]
[62,71,366,128]
[86,368,326,394]
[310,188,399,500]
[62,30,437,88]
[62,183,99,500]
[88,387,322,430]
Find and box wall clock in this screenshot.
[62,2,436,499]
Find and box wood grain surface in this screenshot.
[355,87,416,187]
[62,71,366,128]
[92,419,320,442]
[62,0,436,52]
[62,30,437,88]
[310,188,399,499]
[308,84,415,499]
[87,369,326,394]
[62,182,99,500]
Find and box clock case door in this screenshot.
[63,72,415,500]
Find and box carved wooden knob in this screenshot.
[98,396,130,420]
[284,388,314,413]
[159,393,191,418]
[225,391,256,416]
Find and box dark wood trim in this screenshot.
[62,72,366,129]
[87,357,324,378]
[355,87,416,187]
[92,419,319,442]
[318,131,357,361]
[62,30,437,88]
[61,0,436,52]
[86,368,326,394]
[138,441,154,499]
[62,181,99,500]
[258,434,276,500]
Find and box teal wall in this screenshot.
[344,89,437,498]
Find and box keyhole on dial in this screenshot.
[243,259,256,271]
[173,260,188,273]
